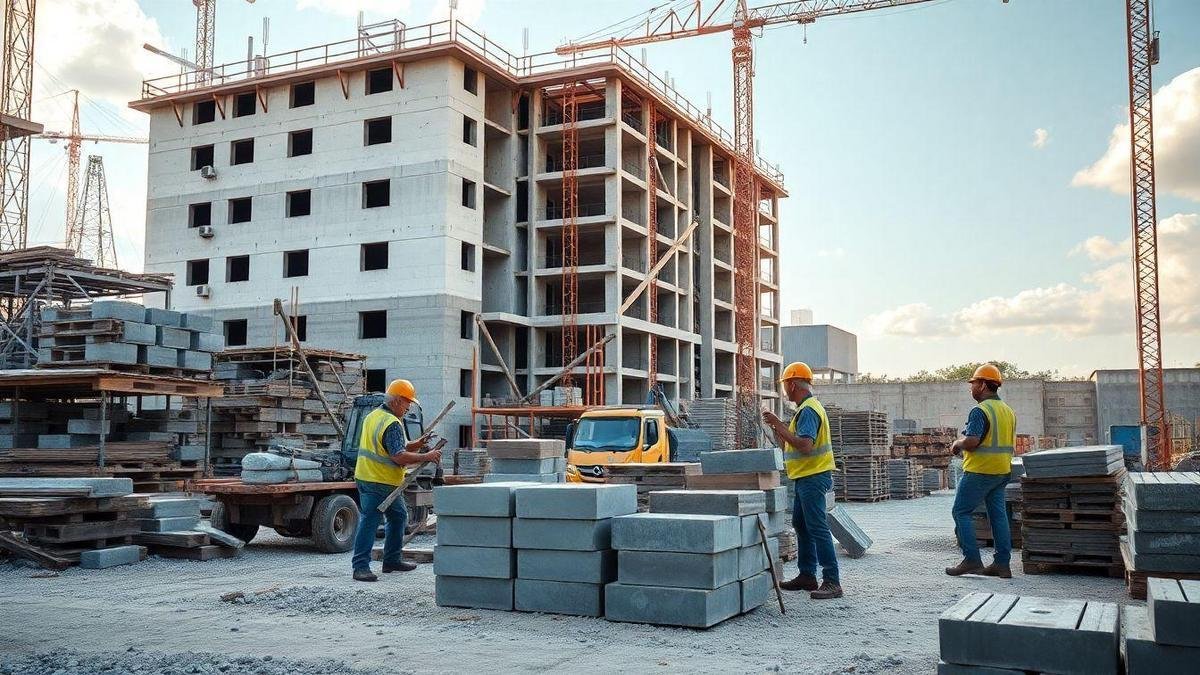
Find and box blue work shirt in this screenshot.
[377,405,408,456]
[962,395,1000,439]
[791,394,822,440]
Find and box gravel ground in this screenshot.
[0,492,1134,674]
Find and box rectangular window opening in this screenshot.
[461,178,476,209]
[230,138,254,165]
[361,242,389,271]
[291,315,308,342]
[463,66,478,94]
[364,117,392,145]
[186,259,209,286]
[188,202,212,228]
[226,255,250,283]
[462,116,477,146]
[460,311,474,340]
[459,369,472,398]
[286,190,311,217]
[360,310,387,339]
[193,100,216,125]
[233,92,256,117]
[290,81,315,108]
[224,319,248,347]
[288,129,313,157]
[229,197,252,224]
[362,180,390,208]
[190,145,214,171]
[366,67,393,95]
[461,242,476,272]
[365,369,387,393]
[284,249,310,278]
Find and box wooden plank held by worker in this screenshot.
[374,400,455,514]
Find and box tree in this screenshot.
[857,361,1058,383]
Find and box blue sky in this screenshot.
[25,0,1200,377]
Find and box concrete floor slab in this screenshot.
[515,484,637,520]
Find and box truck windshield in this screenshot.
[572,417,640,452]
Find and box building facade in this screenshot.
[780,324,858,382]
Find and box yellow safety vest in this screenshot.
[354,407,408,486]
[963,398,1016,475]
[784,397,836,480]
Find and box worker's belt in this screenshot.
[358,449,402,466]
[972,445,1014,455]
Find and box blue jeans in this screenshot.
[352,479,408,572]
[952,471,1011,565]
[793,471,839,584]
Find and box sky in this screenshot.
[21,0,1200,378]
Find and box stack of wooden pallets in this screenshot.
[834,457,889,502]
[887,458,924,499]
[681,398,737,451]
[890,427,957,475]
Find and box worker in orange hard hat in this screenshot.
[350,378,442,582]
[946,363,1018,580]
[762,361,843,600]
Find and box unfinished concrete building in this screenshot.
[132,20,786,441]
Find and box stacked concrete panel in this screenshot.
[484,439,566,484]
[432,482,531,611]
[605,463,700,510]
[688,448,783,492]
[1122,471,1200,598]
[511,484,635,617]
[1121,578,1200,673]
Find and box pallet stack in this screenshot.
[972,481,1024,550]
[886,458,923,499]
[1122,471,1200,599]
[834,457,889,502]
[484,439,565,483]
[37,301,223,376]
[682,398,737,451]
[890,427,956,479]
[605,463,699,510]
[830,409,889,455]
[922,468,945,492]
[1020,446,1126,576]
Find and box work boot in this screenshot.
[981,563,1013,579]
[353,569,378,582]
[945,559,984,576]
[810,580,843,600]
[778,573,819,592]
[382,561,418,573]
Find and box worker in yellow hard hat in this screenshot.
[946,363,1017,579]
[350,378,442,582]
[762,361,843,600]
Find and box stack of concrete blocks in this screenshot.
[1123,471,1200,597]
[511,484,636,617]
[827,505,873,558]
[938,591,1119,674]
[432,481,531,611]
[1123,579,1200,673]
[133,496,201,533]
[691,449,788,537]
[484,439,566,484]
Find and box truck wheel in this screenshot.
[273,526,310,538]
[209,502,258,544]
[312,494,359,553]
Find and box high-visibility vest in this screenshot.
[354,407,408,486]
[963,398,1016,475]
[783,396,835,480]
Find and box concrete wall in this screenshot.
[1092,368,1200,443]
[780,324,858,376]
[816,380,1048,436]
[1043,381,1098,445]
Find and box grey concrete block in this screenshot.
[1132,530,1200,556]
[1148,578,1200,647]
[828,505,872,558]
[120,321,158,345]
[135,498,200,519]
[939,592,1119,675]
[434,482,533,517]
[90,300,145,322]
[179,350,213,371]
[484,473,560,484]
[648,489,766,516]
[490,457,559,474]
[936,663,1025,675]
[135,344,175,367]
[766,511,788,536]
[611,513,741,553]
[1127,472,1200,511]
[516,484,637,520]
[617,549,738,589]
[764,486,788,513]
[0,434,39,449]
[1123,604,1200,675]
[512,518,612,551]
[80,545,144,569]
[740,571,771,614]
[241,468,323,484]
[517,549,617,584]
[435,576,514,611]
[486,438,565,459]
[433,545,515,579]
[738,538,780,580]
[145,307,182,327]
[84,342,138,364]
[0,477,132,497]
[38,434,99,448]
[698,448,784,474]
[194,523,245,548]
[156,326,192,349]
[737,513,773,548]
[436,516,512,548]
[605,582,741,628]
[515,579,604,617]
[66,419,110,435]
[173,445,205,461]
[1021,445,1123,479]
[1125,502,1200,533]
[180,312,215,332]
[191,331,226,353]
[138,516,201,532]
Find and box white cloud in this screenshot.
[1032,128,1049,149]
[1073,67,1200,201]
[864,213,1200,338]
[295,0,411,18]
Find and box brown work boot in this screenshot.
[981,563,1012,579]
[779,573,818,592]
[383,561,418,573]
[810,580,843,600]
[352,569,378,582]
[945,559,985,577]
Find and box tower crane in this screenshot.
[0,0,39,252]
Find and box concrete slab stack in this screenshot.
[605,463,699,510]
[1119,577,1200,672]
[938,591,1120,674]
[511,484,636,617]
[432,482,531,611]
[647,489,782,586]
[484,439,565,483]
[688,448,783,491]
[1122,471,1200,598]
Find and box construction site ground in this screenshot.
[1,492,1128,675]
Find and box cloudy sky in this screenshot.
[22,0,1200,378]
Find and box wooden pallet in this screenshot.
[1022,559,1124,578]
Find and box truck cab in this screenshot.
[566,407,672,482]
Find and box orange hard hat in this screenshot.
[385,378,420,403]
[970,364,1003,385]
[779,362,814,382]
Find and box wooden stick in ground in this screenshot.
[521,332,616,404]
[757,516,786,614]
[475,316,523,400]
[272,298,345,441]
[377,437,448,513]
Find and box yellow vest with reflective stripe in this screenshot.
[963,398,1016,475]
[354,407,408,486]
[784,397,836,480]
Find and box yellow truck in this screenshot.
[564,407,674,483]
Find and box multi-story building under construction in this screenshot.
[132,20,786,442]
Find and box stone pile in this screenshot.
[484,439,565,483]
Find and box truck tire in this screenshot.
[311,494,359,553]
[209,502,258,544]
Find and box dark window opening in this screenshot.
[361,242,389,271]
[186,259,209,286]
[230,138,254,165]
[461,178,476,209]
[226,255,250,283]
[366,369,387,393]
[224,319,248,347]
[514,327,529,369]
[193,100,216,125]
[461,242,475,272]
[233,92,256,117]
[291,315,308,342]
[360,310,387,339]
[462,116,477,146]
[229,197,252,224]
[517,94,530,130]
[288,129,313,157]
[290,81,315,108]
[460,311,474,340]
[286,190,311,217]
[463,66,478,94]
[284,249,310,278]
[363,180,390,208]
[366,67,393,95]
[516,188,528,222]
[191,145,214,171]
[459,369,472,398]
[364,117,392,145]
[188,202,212,228]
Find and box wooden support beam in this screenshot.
[619,219,698,315]
[170,102,184,127]
[272,298,345,441]
[521,332,615,405]
[256,85,268,113]
[475,316,523,400]
[336,69,350,99]
[212,94,226,119]
[392,60,405,88]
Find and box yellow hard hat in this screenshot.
[386,378,420,403]
[779,362,814,382]
[970,364,1003,385]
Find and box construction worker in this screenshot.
[946,363,1016,579]
[350,379,442,582]
[762,362,843,600]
